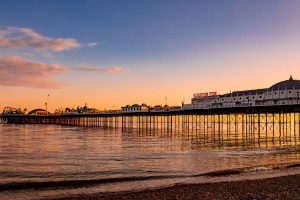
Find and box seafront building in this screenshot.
[183,76,300,110]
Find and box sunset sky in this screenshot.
[1,0,300,112]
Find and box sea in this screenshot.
[1,123,300,199]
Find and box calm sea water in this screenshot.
[1,124,300,199]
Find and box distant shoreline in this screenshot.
[55,173,300,200]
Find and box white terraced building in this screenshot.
[183,76,300,110]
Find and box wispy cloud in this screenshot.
[0,27,80,52]
[88,42,98,48]
[0,55,126,89]
[0,55,65,89]
[73,66,127,73]
[41,52,54,58]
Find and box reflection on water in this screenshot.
[0,123,300,199]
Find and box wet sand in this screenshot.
[58,173,300,200]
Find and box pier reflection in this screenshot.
[119,113,300,150]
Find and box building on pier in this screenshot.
[54,105,101,114]
[151,105,171,112]
[122,104,149,112]
[2,107,27,115]
[183,76,300,110]
[28,109,50,115]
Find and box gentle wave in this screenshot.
[0,175,183,191]
[2,161,300,192]
[0,170,136,179]
[200,161,300,177]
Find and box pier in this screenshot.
[2,105,300,146]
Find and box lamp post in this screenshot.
[45,94,50,113]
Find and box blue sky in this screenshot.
[1,0,300,110]
[1,0,297,63]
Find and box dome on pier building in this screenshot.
[28,109,50,115]
[269,76,300,90]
